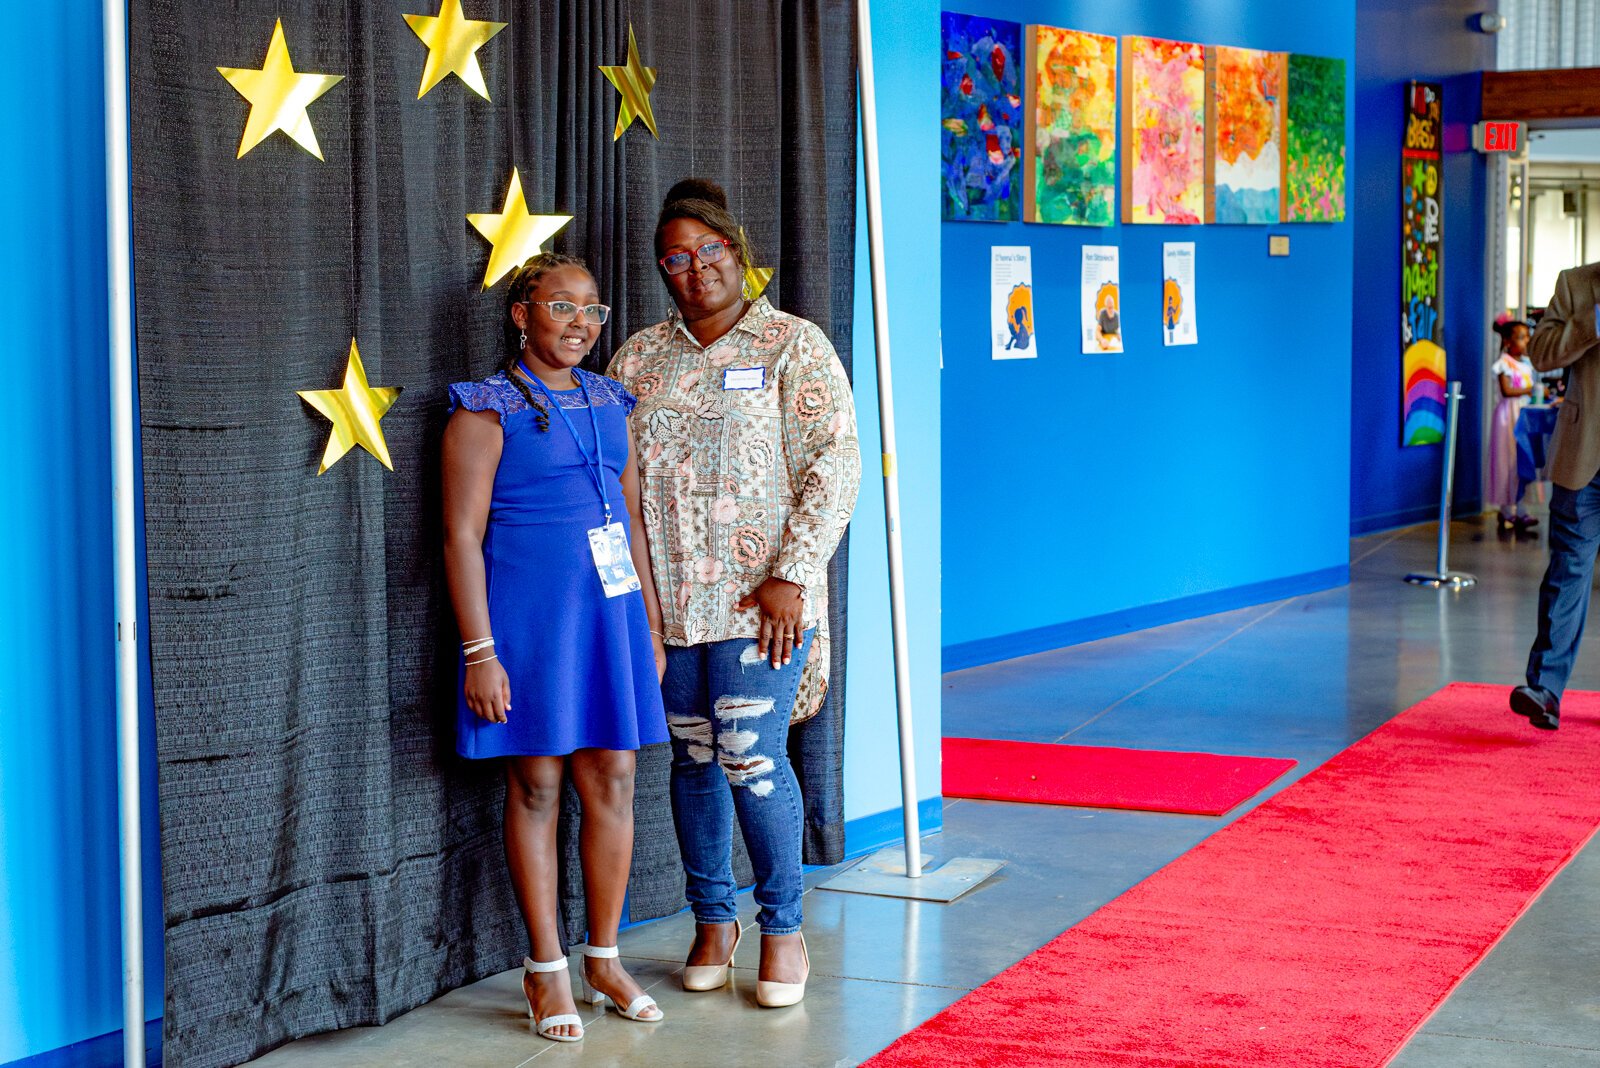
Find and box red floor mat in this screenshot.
[942,737,1296,816]
[874,685,1600,1067]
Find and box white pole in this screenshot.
[854,0,922,878]
[102,0,146,1063]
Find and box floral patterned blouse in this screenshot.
[609,297,861,719]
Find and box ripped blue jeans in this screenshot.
[663,629,814,935]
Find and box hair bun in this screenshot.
[663,177,728,210]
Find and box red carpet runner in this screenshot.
[942,737,1296,815]
[870,684,1600,1067]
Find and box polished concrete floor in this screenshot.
[245,517,1600,1067]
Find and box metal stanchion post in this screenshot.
[1406,381,1478,589]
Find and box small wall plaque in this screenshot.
[1269,234,1290,256]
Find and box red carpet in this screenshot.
[871,685,1600,1067]
[942,737,1296,815]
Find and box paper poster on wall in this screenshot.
[991,245,1038,360]
[1401,81,1445,446]
[1081,245,1122,354]
[1162,242,1198,346]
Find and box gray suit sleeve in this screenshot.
[1529,267,1600,372]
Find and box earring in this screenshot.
[741,278,754,301]
[519,331,527,351]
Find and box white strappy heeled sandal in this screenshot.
[682,923,743,991]
[522,956,583,1042]
[577,944,665,1022]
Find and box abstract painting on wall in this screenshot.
[1285,54,1346,222]
[1206,46,1286,224]
[1023,25,1117,226]
[1121,36,1206,225]
[942,11,1023,222]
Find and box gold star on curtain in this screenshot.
[599,23,659,140]
[468,169,573,289]
[217,20,345,160]
[296,340,402,474]
[402,0,507,100]
[743,264,775,301]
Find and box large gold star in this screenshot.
[467,169,573,289]
[296,340,402,474]
[599,23,659,140]
[403,1,507,100]
[217,20,344,160]
[743,264,775,301]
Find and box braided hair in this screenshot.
[654,177,754,274]
[501,251,591,433]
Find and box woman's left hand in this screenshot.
[737,578,805,668]
[652,632,667,682]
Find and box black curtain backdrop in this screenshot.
[129,3,856,1065]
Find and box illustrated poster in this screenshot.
[1081,245,1122,354]
[1401,81,1445,446]
[991,245,1038,360]
[1162,242,1198,346]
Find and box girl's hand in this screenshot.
[737,578,805,668]
[464,659,511,723]
[652,632,667,682]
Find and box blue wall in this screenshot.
[0,3,163,1065]
[942,1,1355,667]
[1349,1,1494,533]
[843,0,944,845]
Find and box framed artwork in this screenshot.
[1205,46,1286,224]
[1023,24,1117,226]
[1121,35,1206,225]
[1285,53,1346,222]
[942,12,1023,222]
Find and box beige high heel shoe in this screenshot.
[522,957,583,1042]
[682,923,743,992]
[755,934,808,1008]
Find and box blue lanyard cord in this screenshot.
[520,364,612,526]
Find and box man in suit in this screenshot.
[1512,261,1600,730]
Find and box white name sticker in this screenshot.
[723,366,766,391]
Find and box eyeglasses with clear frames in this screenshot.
[526,300,611,325]
[658,238,734,276]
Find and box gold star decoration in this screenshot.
[296,340,402,474]
[599,23,659,140]
[402,1,507,100]
[217,20,345,160]
[467,169,573,289]
[738,228,774,300]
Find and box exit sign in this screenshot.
[1473,121,1524,153]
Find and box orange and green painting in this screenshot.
[1023,25,1116,226]
[1121,36,1206,225]
[1209,46,1285,224]
[1286,54,1346,222]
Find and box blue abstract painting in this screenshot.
[942,11,1022,222]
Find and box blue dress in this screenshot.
[447,368,668,758]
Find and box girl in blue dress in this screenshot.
[442,252,669,1042]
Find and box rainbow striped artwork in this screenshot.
[1401,82,1445,446]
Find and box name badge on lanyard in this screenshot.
[524,365,642,599]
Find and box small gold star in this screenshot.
[599,23,659,141]
[403,0,507,100]
[744,265,775,300]
[467,169,573,290]
[296,340,402,474]
[217,20,344,160]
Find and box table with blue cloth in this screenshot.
[1516,404,1560,492]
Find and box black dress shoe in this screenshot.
[1510,685,1560,730]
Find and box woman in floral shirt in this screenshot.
[610,178,859,1008]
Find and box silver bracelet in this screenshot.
[465,653,499,666]
[462,637,495,656]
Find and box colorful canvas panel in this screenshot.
[1285,54,1346,222]
[1402,82,1445,446]
[1205,46,1286,224]
[1023,25,1117,226]
[1120,36,1206,225]
[942,12,1023,222]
